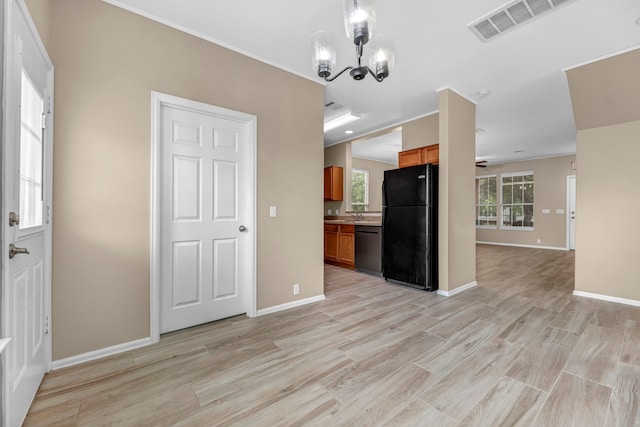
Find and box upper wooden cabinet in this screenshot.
[423,144,439,165]
[397,148,423,168]
[324,166,344,201]
[398,144,439,168]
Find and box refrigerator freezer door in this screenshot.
[383,164,428,208]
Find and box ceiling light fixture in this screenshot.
[324,112,361,132]
[345,130,354,134]
[311,0,395,82]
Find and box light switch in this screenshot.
[556,209,565,214]
[270,206,277,217]
[327,209,332,215]
[542,209,550,214]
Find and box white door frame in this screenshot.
[150,92,257,342]
[566,175,576,250]
[1,0,53,423]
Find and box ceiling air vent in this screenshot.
[469,0,576,42]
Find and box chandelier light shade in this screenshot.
[311,31,337,78]
[311,0,395,82]
[367,34,394,80]
[342,0,376,44]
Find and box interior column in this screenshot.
[437,88,477,294]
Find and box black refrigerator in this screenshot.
[382,164,438,291]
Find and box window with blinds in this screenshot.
[19,69,44,230]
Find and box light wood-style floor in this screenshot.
[25,244,640,426]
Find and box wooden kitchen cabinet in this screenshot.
[324,224,339,261]
[324,166,343,201]
[337,224,355,265]
[398,144,439,168]
[397,148,423,168]
[324,223,355,268]
[423,144,439,164]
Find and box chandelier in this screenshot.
[311,0,395,82]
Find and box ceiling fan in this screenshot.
[476,160,488,168]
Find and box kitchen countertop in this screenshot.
[324,219,382,227]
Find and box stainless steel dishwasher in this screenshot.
[355,225,382,276]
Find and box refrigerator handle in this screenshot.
[382,180,387,207]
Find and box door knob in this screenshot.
[9,243,29,259]
[239,225,247,232]
[9,211,19,226]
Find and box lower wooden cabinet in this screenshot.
[324,224,339,261]
[324,224,355,267]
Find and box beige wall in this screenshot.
[324,142,351,215]
[47,0,324,360]
[351,157,396,212]
[476,155,576,249]
[438,90,476,292]
[566,48,640,131]
[567,47,640,302]
[575,120,640,300]
[25,0,50,51]
[402,112,439,151]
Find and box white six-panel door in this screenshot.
[156,95,255,334]
[2,1,54,425]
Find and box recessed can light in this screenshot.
[477,89,490,97]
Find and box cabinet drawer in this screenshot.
[339,224,355,234]
[324,224,339,232]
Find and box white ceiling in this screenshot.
[106,0,640,165]
[351,128,402,165]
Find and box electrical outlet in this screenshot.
[293,284,300,295]
[536,239,541,244]
[327,209,332,215]
[336,209,339,215]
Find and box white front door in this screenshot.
[2,1,54,425]
[155,94,256,334]
[567,175,576,250]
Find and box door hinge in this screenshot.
[45,316,49,334]
[46,206,51,224]
[42,113,46,129]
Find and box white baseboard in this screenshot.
[52,295,326,369]
[437,281,478,297]
[52,337,153,370]
[256,295,326,316]
[573,290,640,307]
[476,241,569,251]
